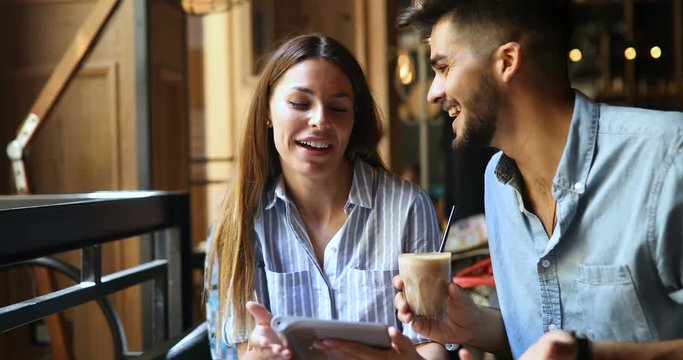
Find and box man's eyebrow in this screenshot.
[430,54,447,68]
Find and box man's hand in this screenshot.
[518,330,577,360]
[240,301,292,360]
[394,275,480,345]
[312,326,422,360]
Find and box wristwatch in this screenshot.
[569,331,592,360]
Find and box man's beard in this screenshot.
[452,73,499,151]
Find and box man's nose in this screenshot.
[427,76,444,104]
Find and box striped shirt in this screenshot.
[208,159,440,355]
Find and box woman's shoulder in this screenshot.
[370,165,430,204]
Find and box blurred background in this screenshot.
[0,0,681,359]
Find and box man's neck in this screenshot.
[495,90,575,189]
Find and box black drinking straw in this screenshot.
[438,205,457,252]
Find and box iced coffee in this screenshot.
[398,252,451,319]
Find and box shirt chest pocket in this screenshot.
[577,264,653,341]
[264,269,312,317]
[344,268,398,323]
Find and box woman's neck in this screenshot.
[281,160,353,226]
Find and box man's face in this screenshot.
[427,20,500,151]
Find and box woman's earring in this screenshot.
[266,120,272,127]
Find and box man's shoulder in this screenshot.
[598,103,683,137]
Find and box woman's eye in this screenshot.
[288,101,309,109]
[331,107,349,113]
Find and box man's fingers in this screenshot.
[394,291,413,324]
[392,275,404,290]
[246,301,273,326]
[411,315,448,343]
[459,348,472,360]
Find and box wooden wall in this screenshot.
[0,0,188,359]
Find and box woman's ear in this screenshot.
[495,42,521,83]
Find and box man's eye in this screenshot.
[288,101,309,109]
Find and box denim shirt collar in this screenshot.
[264,159,376,212]
[494,90,599,197]
[552,91,598,196]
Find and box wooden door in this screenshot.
[0,0,189,358]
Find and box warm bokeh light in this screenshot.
[624,47,637,60]
[650,46,662,59]
[181,0,229,15]
[568,48,583,62]
[397,53,415,85]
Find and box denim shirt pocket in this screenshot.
[577,264,653,341]
[264,269,311,317]
[346,268,398,322]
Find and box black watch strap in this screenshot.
[570,331,592,360]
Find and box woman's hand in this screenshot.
[240,301,292,360]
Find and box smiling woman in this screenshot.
[269,58,355,179]
[204,34,446,360]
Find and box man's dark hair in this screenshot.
[399,0,573,80]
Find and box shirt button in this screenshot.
[573,182,584,191]
[541,259,551,268]
[548,324,557,331]
[330,247,337,253]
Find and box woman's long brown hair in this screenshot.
[207,33,385,344]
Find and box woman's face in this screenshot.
[269,58,355,178]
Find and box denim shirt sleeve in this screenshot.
[650,139,683,303]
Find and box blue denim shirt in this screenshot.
[485,91,683,357]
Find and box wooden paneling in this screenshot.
[1,63,122,192]
[151,69,188,190]
[0,268,52,359]
[149,0,189,192]
[0,0,149,358]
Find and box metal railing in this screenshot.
[0,191,192,359]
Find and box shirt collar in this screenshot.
[552,90,598,195]
[263,159,377,211]
[494,90,598,196]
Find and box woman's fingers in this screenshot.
[246,301,273,326]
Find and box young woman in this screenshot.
[206,34,447,359]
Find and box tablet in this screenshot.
[271,316,391,359]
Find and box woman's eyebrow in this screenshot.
[291,86,351,99]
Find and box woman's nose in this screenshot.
[309,106,331,129]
